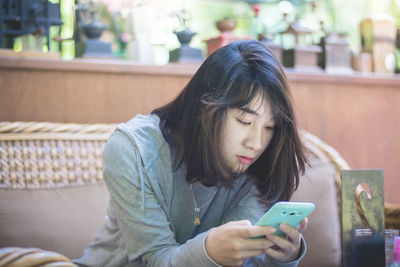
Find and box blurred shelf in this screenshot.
[1,56,399,87]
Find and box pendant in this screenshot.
[194,215,200,225]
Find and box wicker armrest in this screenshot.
[0,247,77,267]
[385,202,400,230]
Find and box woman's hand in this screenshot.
[263,217,309,263]
[205,220,276,267]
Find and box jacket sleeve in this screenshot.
[219,185,306,267]
[102,131,220,267]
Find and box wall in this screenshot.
[1,57,399,203]
[0,58,190,123]
[288,71,400,204]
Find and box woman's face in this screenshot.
[220,94,275,174]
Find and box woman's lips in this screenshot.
[237,156,254,165]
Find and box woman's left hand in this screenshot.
[263,217,309,263]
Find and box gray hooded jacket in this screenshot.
[74,114,305,267]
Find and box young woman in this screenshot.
[74,40,308,267]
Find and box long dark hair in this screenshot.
[153,40,306,206]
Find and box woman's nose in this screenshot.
[244,128,264,151]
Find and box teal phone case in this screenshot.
[255,201,315,236]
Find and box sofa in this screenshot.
[0,121,399,267]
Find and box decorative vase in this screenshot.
[169,27,203,63]
[81,21,108,39]
[76,20,112,58]
[173,28,197,45]
[216,18,237,33]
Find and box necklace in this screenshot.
[190,183,218,225]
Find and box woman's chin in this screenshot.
[235,164,248,174]
[229,166,247,179]
[217,163,247,187]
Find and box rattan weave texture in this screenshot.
[0,247,77,267]
[0,122,116,189]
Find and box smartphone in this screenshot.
[255,201,315,236]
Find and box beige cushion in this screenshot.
[291,153,341,267]
[0,183,109,259]
[0,150,341,265]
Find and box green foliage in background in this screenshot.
[11,0,399,62]
[163,0,398,56]
[59,0,75,60]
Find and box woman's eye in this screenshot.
[265,126,275,131]
[237,118,251,125]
